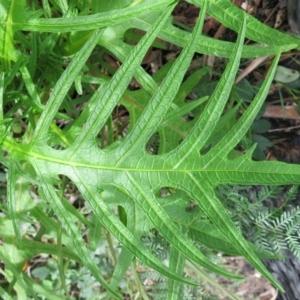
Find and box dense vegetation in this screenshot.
[1,0,300,299]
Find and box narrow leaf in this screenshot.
[173,13,246,167]
[116,0,209,161]
[19,0,175,32]
[68,4,176,157]
[206,52,280,163]
[31,29,105,146]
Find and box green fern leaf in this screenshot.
[4,0,300,297]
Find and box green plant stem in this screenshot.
[57,220,69,298]
[106,231,118,265]
[131,260,151,300]
[34,210,55,241]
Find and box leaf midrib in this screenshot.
[4,139,296,178]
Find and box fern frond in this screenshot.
[219,185,300,258]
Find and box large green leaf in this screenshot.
[2,0,300,298]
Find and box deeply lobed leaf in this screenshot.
[2,0,300,298]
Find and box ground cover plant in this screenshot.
[1,0,300,299]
